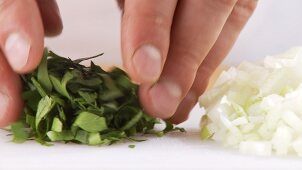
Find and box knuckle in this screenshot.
[238,0,258,12]
[199,65,213,78]
[122,10,172,40]
[0,0,16,10]
[233,0,257,21]
[0,0,17,22]
[175,46,203,73]
[207,0,238,9]
[124,9,171,29]
[145,13,171,31]
[218,0,238,7]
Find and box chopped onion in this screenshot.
[199,47,302,156]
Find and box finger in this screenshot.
[140,0,237,119]
[116,0,125,11]
[0,52,23,127]
[0,0,44,73]
[170,0,258,124]
[121,0,177,83]
[36,0,63,36]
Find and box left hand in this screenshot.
[0,0,62,127]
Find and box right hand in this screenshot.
[0,0,62,127]
[117,0,257,123]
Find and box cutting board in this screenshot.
[1,105,302,170]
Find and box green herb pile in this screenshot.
[10,49,184,145]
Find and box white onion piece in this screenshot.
[232,117,248,126]
[282,111,302,132]
[199,47,302,156]
[292,137,302,156]
[271,126,293,155]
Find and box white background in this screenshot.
[1,0,302,169]
[45,0,302,66]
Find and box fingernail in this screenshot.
[0,92,9,120]
[4,33,30,71]
[149,80,182,118]
[132,44,162,82]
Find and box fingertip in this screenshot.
[139,84,171,119]
[139,79,182,119]
[44,25,63,37]
[168,114,189,125]
[168,91,198,124]
[37,0,63,37]
[116,0,125,10]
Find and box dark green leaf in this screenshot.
[120,107,143,131]
[31,77,47,97]
[57,106,66,121]
[73,53,103,64]
[22,90,41,111]
[78,91,97,104]
[37,48,53,92]
[50,72,74,99]
[75,130,89,143]
[25,113,35,129]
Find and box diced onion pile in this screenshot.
[199,47,302,156]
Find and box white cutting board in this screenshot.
[1,0,302,169]
[1,106,302,170]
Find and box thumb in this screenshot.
[0,52,22,127]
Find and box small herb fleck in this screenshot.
[128,144,136,149]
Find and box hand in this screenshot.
[0,0,62,127]
[118,0,257,124]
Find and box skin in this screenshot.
[0,0,257,127]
